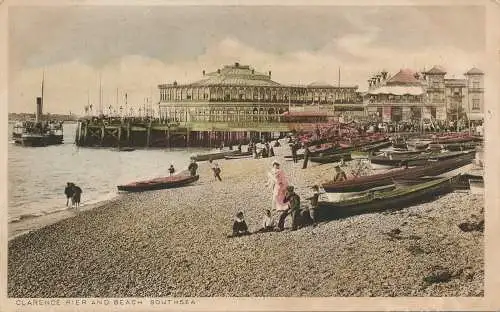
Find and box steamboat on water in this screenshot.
[12,74,64,147]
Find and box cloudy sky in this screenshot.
[8,4,486,114]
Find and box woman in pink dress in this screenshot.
[266,160,289,212]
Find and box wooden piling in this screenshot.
[146,124,151,147]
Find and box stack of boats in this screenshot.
[287,134,391,164]
[313,133,483,220]
[317,154,475,220]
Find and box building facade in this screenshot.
[364,66,484,123]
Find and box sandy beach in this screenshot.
[8,147,484,297]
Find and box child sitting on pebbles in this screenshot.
[255,209,275,233]
[228,212,251,238]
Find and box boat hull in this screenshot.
[117,175,199,192]
[318,177,454,219]
[190,151,241,161]
[15,134,63,147]
[310,153,352,164]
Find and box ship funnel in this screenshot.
[36,97,43,122]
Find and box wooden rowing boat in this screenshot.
[321,154,473,193]
[369,150,474,166]
[357,140,392,152]
[117,174,199,192]
[190,150,240,161]
[310,153,352,164]
[317,176,455,220]
[118,147,135,152]
[224,154,253,160]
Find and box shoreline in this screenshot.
[8,195,120,241]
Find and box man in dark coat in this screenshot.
[188,160,199,176]
[72,184,83,208]
[280,185,301,231]
[64,182,74,207]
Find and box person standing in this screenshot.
[266,160,289,219]
[168,164,175,176]
[291,143,298,163]
[282,185,301,231]
[64,182,75,207]
[188,159,199,176]
[302,144,310,169]
[333,165,348,182]
[209,159,222,181]
[72,184,83,209]
[305,185,320,227]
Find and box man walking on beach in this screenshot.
[64,182,75,207]
[209,159,222,181]
[72,184,83,209]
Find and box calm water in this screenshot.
[8,122,207,223]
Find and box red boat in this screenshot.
[117,174,199,192]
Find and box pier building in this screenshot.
[75,63,362,148]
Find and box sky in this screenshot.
[8,5,487,115]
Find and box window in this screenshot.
[472,80,480,89]
[472,99,480,110]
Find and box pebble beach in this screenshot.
[8,146,484,297]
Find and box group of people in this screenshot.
[229,160,321,238]
[64,182,83,208]
[248,141,276,159]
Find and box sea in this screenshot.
[7,122,208,225]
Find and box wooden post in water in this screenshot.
[117,126,122,147]
[101,125,105,145]
[167,126,170,148]
[126,122,131,146]
[83,122,88,145]
[146,122,151,147]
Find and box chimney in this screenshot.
[36,97,43,122]
[268,71,272,78]
[235,62,240,67]
[217,69,221,74]
[202,70,205,76]
[252,69,255,74]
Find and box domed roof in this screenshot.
[465,67,484,75]
[189,63,281,87]
[307,81,334,88]
[425,65,447,75]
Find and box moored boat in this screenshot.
[117,174,199,192]
[368,150,474,167]
[190,150,240,161]
[224,153,253,160]
[317,176,455,219]
[322,154,473,193]
[309,152,352,164]
[118,147,136,152]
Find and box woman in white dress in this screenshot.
[266,160,289,212]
